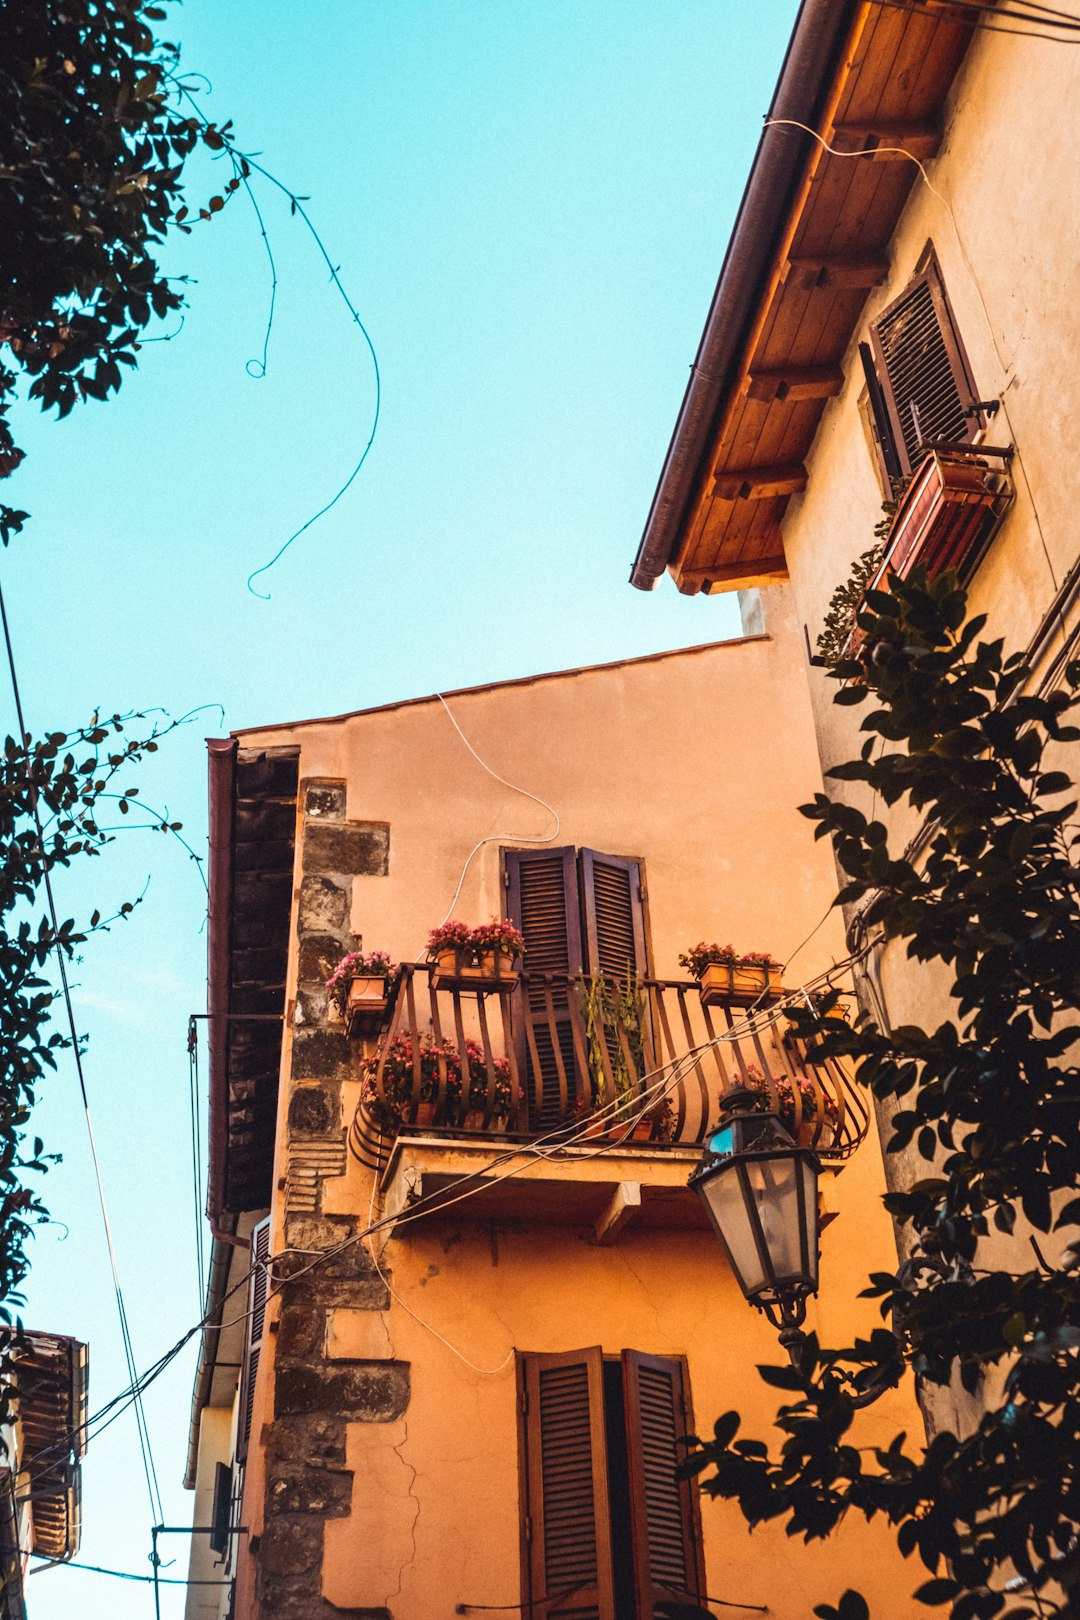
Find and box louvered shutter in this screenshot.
[580,851,647,979]
[520,1349,616,1620]
[869,257,979,476]
[621,1352,704,1619]
[236,1216,271,1463]
[506,848,585,1126]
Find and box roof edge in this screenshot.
[230,632,769,739]
[630,0,859,591]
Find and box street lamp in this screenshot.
[689,1085,820,1365]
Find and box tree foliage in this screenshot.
[0,0,235,540]
[687,570,1080,1618]
[0,714,183,1385]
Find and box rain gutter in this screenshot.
[629,0,859,591]
[184,1219,239,1491]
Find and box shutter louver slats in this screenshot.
[622,1352,704,1619]
[870,257,978,478]
[521,1349,615,1620]
[580,851,646,980]
[237,1216,271,1463]
[506,849,585,1126]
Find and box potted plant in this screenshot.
[679,941,783,1007]
[325,949,394,1036]
[737,1063,839,1149]
[358,1034,462,1129]
[427,919,524,991]
[470,918,526,982]
[458,1038,522,1131]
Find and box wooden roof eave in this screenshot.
[632,0,977,597]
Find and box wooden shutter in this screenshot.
[506,848,585,1125]
[236,1216,271,1463]
[580,851,647,978]
[621,1352,704,1619]
[519,1349,616,1620]
[869,255,979,476]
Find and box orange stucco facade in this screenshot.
[186,627,924,1619]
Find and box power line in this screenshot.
[23,949,867,1482]
[0,574,165,1528]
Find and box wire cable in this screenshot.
[0,573,164,1528]
[24,949,866,1480]
[430,692,562,932]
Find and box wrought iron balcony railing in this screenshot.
[348,965,869,1173]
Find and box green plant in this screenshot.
[815,502,901,669]
[324,949,392,1018]
[359,1034,519,1128]
[677,942,778,979]
[684,569,1080,1619]
[580,969,646,1113]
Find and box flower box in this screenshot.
[431,946,520,992]
[698,960,783,1008]
[345,973,389,1036]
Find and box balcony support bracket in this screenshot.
[594,1181,642,1246]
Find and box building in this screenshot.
[1,1331,88,1618]
[184,636,923,1618]
[630,0,1080,1435]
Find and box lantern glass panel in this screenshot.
[697,1160,768,1298]
[744,1157,803,1288]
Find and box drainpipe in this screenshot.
[206,738,238,1240]
[183,1219,240,1491]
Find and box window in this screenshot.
[861,247,983,489]
[504,848,648,1125]
[517,1347,705,1620]
[209,1461,233,1557]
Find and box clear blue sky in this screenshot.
[7,4,798,1613]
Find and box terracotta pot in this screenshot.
[345,974,388,1036]
[698,960,783,1008]
[462,1109,486,1131]
[431,947,520,992]
[414,1102,436,1127]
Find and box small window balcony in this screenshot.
[347,964,868,1183]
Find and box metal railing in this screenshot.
[348,964,869,1172]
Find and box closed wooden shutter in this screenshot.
[236,1216,271,1463]
[621,1352,704,1619]
[580,851,647,979]
[506,848,585,1125]
[520,1349,616,1620]
[869,256,978,476]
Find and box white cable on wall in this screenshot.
[431,691,562,931]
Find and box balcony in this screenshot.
[347,964,869,1182]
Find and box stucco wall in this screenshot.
[776,18,1080,780]
[225,633,926,1619]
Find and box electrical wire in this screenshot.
[188,1027,206,1311]
[29,1556,229,1587]
[764,113,1062,597]
[429,692,562,933]
[0,573,164,1529]
[869,0,1080,43]
[24,949,866,1482]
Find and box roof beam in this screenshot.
[679,554,790,590]
[743,364,845,403]
[784,255,889,290]
[712,463,807,501]
[830,120,942,160]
